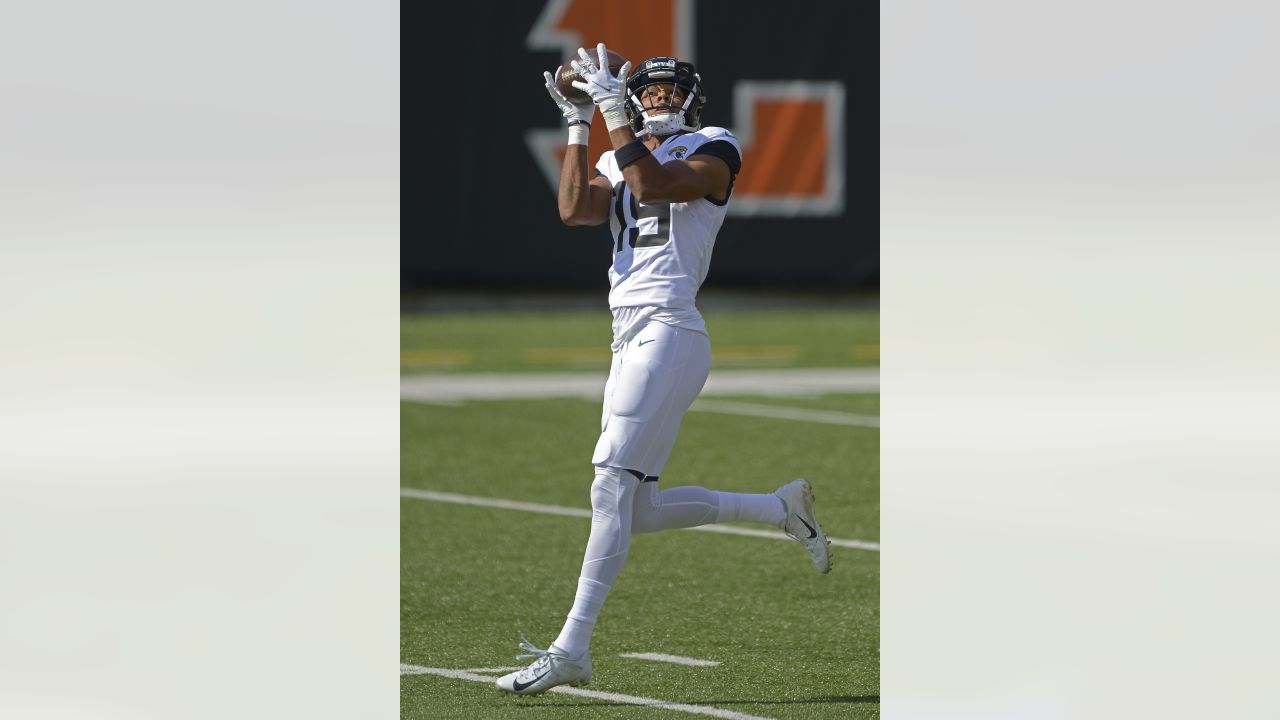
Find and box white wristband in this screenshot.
[567,124,590,145]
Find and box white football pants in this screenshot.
[553,320,785,657]
[591,319,711,478]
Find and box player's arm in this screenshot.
[606,126,732,204]
[557,143,613,226]
[543,66,611,226]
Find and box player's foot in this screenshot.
[775,478,832,573]
[495,638,592,695]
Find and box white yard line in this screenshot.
[619,652,722,667]
[400,488,591,519]
[680,522,881,551]
[400,488,880,552]
[691,399,878,427]
[400,664,777,720]
[459,666,522,673]
[401,367,878,404]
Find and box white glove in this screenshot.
[543,67,595,125]
[570,43,632,132]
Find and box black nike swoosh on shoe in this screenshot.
[512,670,550,692]
[797,516,818,539]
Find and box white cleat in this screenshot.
[495,638,592,695]
[775,478,833,573]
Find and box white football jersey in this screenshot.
[595,127,742,318]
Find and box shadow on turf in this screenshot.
[527,695,879,707]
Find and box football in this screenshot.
[555,47,628,103]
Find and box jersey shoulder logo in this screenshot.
[669,145,688,159]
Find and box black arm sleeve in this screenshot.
[690,140,741,205]
[689,140,742,174]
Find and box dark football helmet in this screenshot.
[624,57,705,136]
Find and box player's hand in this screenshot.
[570,43,632,131]
[543,66,595,127]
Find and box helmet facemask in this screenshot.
[624,58,705,137]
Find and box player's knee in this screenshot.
[588,466,624,513]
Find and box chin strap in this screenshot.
[643,113,690,136]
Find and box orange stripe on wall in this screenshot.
[557,0,674,65]
[736,100,827,196]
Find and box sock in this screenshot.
[552,578,609,657]
[714,492,786,526]
[552,466,637,657]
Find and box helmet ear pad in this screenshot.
[624,57,705,135]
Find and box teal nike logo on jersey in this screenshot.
[638,339,655,346]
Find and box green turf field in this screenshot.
[401,309,879,373]
[402,308,879,719]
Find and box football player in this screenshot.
[496,44,832,696]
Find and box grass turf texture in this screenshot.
[402,395,879,718]
[401,309,879,373]
[402,307,879,717]
[699,394,880,417]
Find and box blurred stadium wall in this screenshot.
[403,0,876,295]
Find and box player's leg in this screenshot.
[619,324,785,532]
[499,325,676,695]
[630,482,832,575]
[630,481,785,533]
[620,327,833,572]
[494,462,636,695]
[555,322,714,653]
[550,464,636,658]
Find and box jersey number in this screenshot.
[613,181,670,252]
